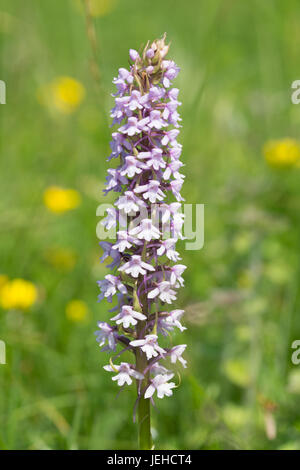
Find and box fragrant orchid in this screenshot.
[96,35,187,449]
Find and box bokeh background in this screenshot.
[1,0,300,450]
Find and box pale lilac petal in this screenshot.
[144,384,155,399]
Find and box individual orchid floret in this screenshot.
[170,179,184,201]
[148,281,177,304]
[161,129,180,146]
[169,264,186,285]
[120,156,145,178]
[118,255,155,278]
[130,334,166,360]
[99,241,114,263]
[168,344,187,368]
[99,243,120,269]
[112,231,134,252]
[150,362,170,375]
[129,219,161,241]
[101,207,118,230]
[116,191,145,215]
[143,148,166,171]
[112,230,143,253]
[134,180,166,203]
[111,305,147,328]
[94,322,117,351]
[159,309,186,333]
[148,110,166,130]
[119,116,149,136]
[144,374,176,399]
[104,362,144,386]
[129,49,139,61]
[97,274,127,302]
[163,160,184,180]
[156,238,181,261]
[159,202,183,224]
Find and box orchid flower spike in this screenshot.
[96,35,186,449]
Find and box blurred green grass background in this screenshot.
[1,0,300,450]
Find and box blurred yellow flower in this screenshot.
[0,278,38,310]
[0,274,8,290]
[38,76,85,114]
[66,299,89,322]
[245,297,267,316]
[233,232,254,254]
[237,269,253,289]
[75,0,117,17]
[263,138,300,168]
[45,248,77,271]
[0,11,17,34]
[234,325,251,342]
[288,369,300,394]
[223,359,250,388]
[223,404,251,430]
[89,0,117,17]
[43,186,81,214]
[264,261,291,285]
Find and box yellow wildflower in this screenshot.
[237,270,253,289]
[66,300,89,322]
[223,404,251,431]
[43,186,81,214]
[0,279,38,310]
[89,0,117,17]
[0,274,8,290]
[74,0,117,17]
[45,248,77,271]
[38,76,85,114]
[0,11,17,34]
[223,359,250,388]
[263,138,300,168]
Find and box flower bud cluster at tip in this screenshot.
[96,35,187,401]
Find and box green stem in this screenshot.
[134,272,152,450]
[136,348,152,450]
